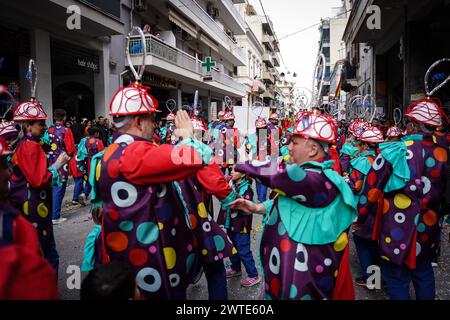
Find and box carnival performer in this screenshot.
[89,81,228,299]
[218,166,261,287]
[214,111,241,176]
[0,136,60,300]
[347,126,384,288]
[8,99,70,272]
[44,108,76,224]
[340,119,366,175]
[361,98,448,300]
[159,112,177,145]
[230,111,357,300]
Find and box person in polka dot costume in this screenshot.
[230,112,357,300]
[8,100,71,272]
[159,113,178,146]
[347,126,384,288]
[43,109,76,224]
[0,136,60,299]
[340,119,367,175]
[364,98,448,300]
[92,82,226,299]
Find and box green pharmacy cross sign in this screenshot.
[202,56,216,74]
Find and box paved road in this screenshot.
[55,180,450,300]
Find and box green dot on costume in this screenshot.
[359,195,367,205]
[136,222,159,244]
[300,294,312,300]
[289,285,298,299]
[414,214,420,226]
[186,253,196,274]
[119,221,134,232]
[418,223,426,233]
[286,164,306,182]
[425,157,436,168]
[213,235,225,251]
[277,222,286,236]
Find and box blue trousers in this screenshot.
[256,182,268,203]
[204,260,228,300]
[73,177,92,201]
[52,181,67,220]
[229,231,258,278]
[381,261,435,300]
[353,235,379,280]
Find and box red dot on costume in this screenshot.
[423,140,434,147]
[367,171,377,185]
[280,239,291,252]
[421,234,429,242]
[189,214,197,229]
[109,209,120,220]
[360,207,368,215]
[129,248,148,266]
[107,159,120,179]
[431,170,440,178]
[421,199,428,210]
[270,278,280,297]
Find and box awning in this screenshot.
[199,33,219,53]
[168,9,198,39]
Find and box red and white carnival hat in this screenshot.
[166,113,176,121]
[293,112,338,144]
[223,111,235,121]
[358,126,384,143]
[192,117,206,131]
[270,112,280,121]
[0,136,12,156]
[13,98,48,122]
[0,121,18,141]
[218,110,225,120]
[255,117,267,129]
[386,126,404,138]
[348,119,369,137]
[109,82,159,117]
[405,98,447,127]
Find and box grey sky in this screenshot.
[250,0,342,90]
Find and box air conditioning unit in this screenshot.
[134,0,147,12]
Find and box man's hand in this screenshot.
[174,110,194,140]
[229,198,266,215]
[92,206,103,225]
[53,152,71,170]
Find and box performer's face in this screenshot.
[138,114,156,140]
[288,135,322,165]
[26,120,46,137]
[0,156,9,199]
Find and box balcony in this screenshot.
[263,53,274,68]
[263,70,275,84]
[170,0,246,66]
[262,34,274,51]
[272,53,281,67]
[217,0,246,35]
[128,35,246,97]
[262,17,275,36]
[81,0,120,18]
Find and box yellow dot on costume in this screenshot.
[43,230,47,236]
[385,237,392,244]
[197,202,208,218]
[394,193,411,209]
[333,232,348,252]
[202,249,208,255]
[37,203,48,218]
[334,270,339,278]
[433,136,437,144]
[51,143,57,151]
[228,159,234,165]
[158,222,164,230]
[242,227,248,234]
[23,201,29,215]
[95,162,101,181]
[381,256,390,261]
[163,247,176,270]
[246,143,252,149]
[232,247,237,255]
[404,140,414,147]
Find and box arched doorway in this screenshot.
[53,82,94,120]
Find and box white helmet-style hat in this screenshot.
[405,98,447,127]
[109,82,159,117]
[294,112,337,144]
[223,111,235,121]
[13,98,48,122]
[358,126,384,143]
[255,117,267,129]
[166,112,176,121]
[0,121,19,141]
[386,126,404,138]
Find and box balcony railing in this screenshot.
[222,0,246,29]
[129,35,202,75]
[129,35,245,94]
[263,70,275,84]
[177,0,246,62]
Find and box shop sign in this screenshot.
[142,73,177,89]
